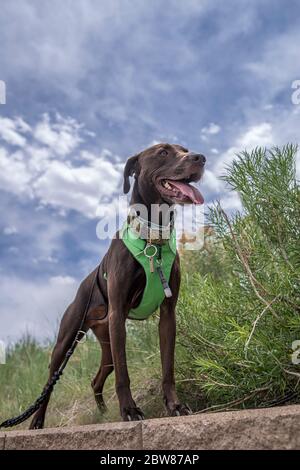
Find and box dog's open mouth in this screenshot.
[158,178,204,204]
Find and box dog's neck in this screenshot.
[128,180,175,242]
[130,180,173,228]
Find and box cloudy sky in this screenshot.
[0,0,299,342]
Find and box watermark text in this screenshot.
[0,80,6,104]
[291,80,300,105]
[95,197,205,250]
[0,340,6,364]
[291,340,300,365]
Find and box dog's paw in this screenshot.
[29,415,45,430]
[94,393,107,412]
[167,403,192,417]
[122,406,145,422]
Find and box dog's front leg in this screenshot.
[159,300,192,417]
[109,306,144,421]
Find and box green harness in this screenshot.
[120,222,177,320]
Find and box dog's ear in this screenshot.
[123,154,139,194]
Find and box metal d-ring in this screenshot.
[143,244,158,258]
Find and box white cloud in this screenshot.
[14,117,32,133]
[201,122,221,141]
[238,122,273,148]
[214,123,273,175]
[1,115,292,220]
[0,117,28,147]
[0,147,33,196]
[201,122,274,212]
[207,113,300,212]
[201,169,223,194]
[220,192,242,212]
[0,114,123,218]
[3,226,18,235]
[0,274,78,342]
[33,159,120,218]
[33,113,83,156]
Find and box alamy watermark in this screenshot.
[291,340,300,365]
[95,197,205,250]
[291,80,300,105]
[0,80,6,104]
[0,340,6,364]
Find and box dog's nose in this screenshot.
[187,153,206,166]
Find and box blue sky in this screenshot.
[0,0,299,341]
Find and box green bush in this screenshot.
[177,145,300,411]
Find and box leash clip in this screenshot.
[75,330,87,344]
[157,266,172,298]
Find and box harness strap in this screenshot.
[120,222,177,320]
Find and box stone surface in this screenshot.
[4,421,142,450]
[1,405,300,450]
[142,405,300,450]
[0,433,5,450]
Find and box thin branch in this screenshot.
[275,213,298,274]
[195,386,269,414]
[244,296,279,355]
[284,369,300,379]
[220,207,280,320]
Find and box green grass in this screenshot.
[0,321,166,429]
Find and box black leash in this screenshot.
[0,265,101,429]
[157,266,172,298]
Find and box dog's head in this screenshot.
[123,143,205,206]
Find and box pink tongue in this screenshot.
[168,180,204,204]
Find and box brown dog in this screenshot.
[29,143,205,428]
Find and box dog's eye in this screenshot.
[160,149,168,156]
